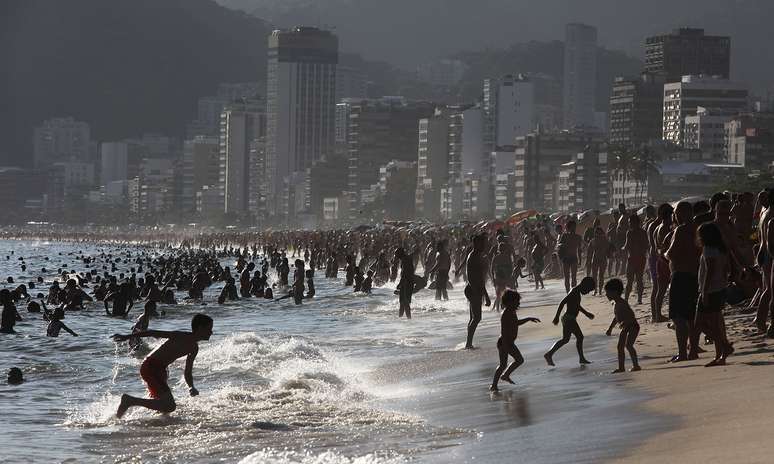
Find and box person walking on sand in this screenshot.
[490,289,540,391]
[604,278,641,373]
[544,276,595,366]
[111,314,213,418]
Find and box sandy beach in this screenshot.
[373,280,774,463]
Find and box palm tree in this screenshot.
[630,145,661,205]
[609,144,635,207]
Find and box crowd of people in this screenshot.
[2,188,773,414]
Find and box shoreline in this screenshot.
[371,278,774,463]
[369,289,675,463]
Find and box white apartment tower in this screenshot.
[265,27,338,217]
[663,75,748,147]
[220,99,266,215]
[563,23,598,129]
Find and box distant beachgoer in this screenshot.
[129,301,159,351]
[490,289,540,391]
[544,276,595,366]
[604,278,640,373]
[556,220,582,293]
[7,367,23,385]
[696,223,734,366]
[623,215,649,304]
[465,234,491,348]
[427,240,451,301]
[46,307,78,337]
[1,289,21,334]
[112,314,213,418]
[395,248,415,319]
[218,278,239,304]
[666,201,701,362]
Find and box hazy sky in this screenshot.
[218,0,771,90]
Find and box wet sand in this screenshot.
[371,298,672,463]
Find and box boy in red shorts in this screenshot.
[111,313,213,418]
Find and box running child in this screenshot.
[544,276,595,366]
[490,289,540,391]
[604,278,641,373]
[112,313,213,418]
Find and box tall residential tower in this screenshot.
[265,27,338,217]
[563,23,597,129]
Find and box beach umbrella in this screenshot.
[506,209,537,225]
[671,196,707,207]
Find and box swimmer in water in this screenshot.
[46,307,78,337]
[112,314,213,418]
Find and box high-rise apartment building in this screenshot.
[563,24,597,129]
[182,136,220,214]
[344,97,434,217]
[609,73,665,147]
[441,106,483,220]
[662,75,748,147]
[514,129,605,211]
[483,75,535,151]
[33,117,91,169]
[100,142,128,187]
[219,98,266,215]
[645,28,731,82]
[265,27,338,216]
[683,107,735,159]
[416,107,453,221]
[556,150,609,213]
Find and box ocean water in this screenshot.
[0,240,668,463]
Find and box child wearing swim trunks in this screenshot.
[604,278,641,373]
[112,313,213,418]
[490,289,540,391]
[544,276,595,366]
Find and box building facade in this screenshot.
[514,129,605,211]
[563,23,598,129]
[265,27,338,217]
[100,142,128,187]
[645,28,731,82]
[725,112,774,170]
[345,97,434,218]
[683,107,735,159]
[609,73,665,147]
[33,117,91,169]
[556,150,609,213]
[220,98,266,216]
[663,75,748,147]
[415,107,453,221]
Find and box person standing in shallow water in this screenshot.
[395,248,415,319]
[465,234,491,349]
[544,276,595,366]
